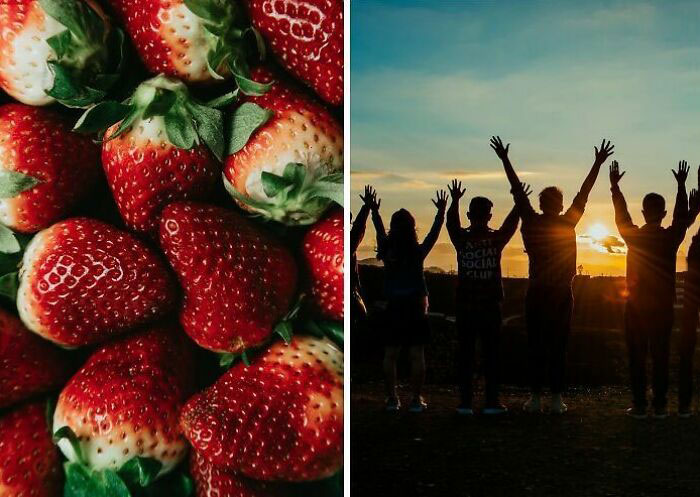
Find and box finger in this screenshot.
[619,171,625,179]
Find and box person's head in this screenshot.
[389,208,417,237]
[467,196,493,228]
[378,208,419,262]
[642,193,666,224]
[539,186,564,215]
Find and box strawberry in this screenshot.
[223,67,343,226]
[0,103,102,233]
[75,75,229,234]
[190,452,272,497]
[15,217,177,347]
[302,208,343,321]
[53,327,195,486]
[0,402,64,497]
[0,307,73,409]
[159,201,298,354]
[180,335,344,482]
[245,0,343,105]
[0,0,125,107]
[107,0,269,91]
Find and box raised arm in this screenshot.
[689,187,700,229]
[446,179,465,246]
[498,183,531,246]
[671,160,690,234]
[421,189,447,257]
[369,188,387,249]
[352,185,376,254]
[609,160,637,240]
[564,139,615,225]
[490,136,534,217]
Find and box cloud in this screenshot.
[578,234,627,254]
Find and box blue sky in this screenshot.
[350,0,700,275]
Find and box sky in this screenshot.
[350,0,700,276]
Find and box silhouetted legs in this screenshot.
[409,346,426,399]
[525,286,573,395]
[384,346,400,400]
[457,304,502,407]
[680,260,700,410]
[625,301,674,410]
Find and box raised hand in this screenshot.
[432,189,448,211]
[448,179,465,200]
[359,185,380,211]
[690,189,700,219]
[594,139,614,165]
[609,160,625,186]
[673,160,690,184]
[489,136,510,160]
[521,182,533,197]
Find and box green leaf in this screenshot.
[0,224,20,254]
[142,91,177,120]
[53,425,86,465]
[219,353,236,368]
[275,321,293,344]
[205,89,238,109]
[283,162,307,185]
[46,29,73,59]
[261,172,292,198]
[320,320,344,348]
[187,102,224,161]
[74,101,132,133]
[233,72,274,97]
[164,106,198,150]
[183,0,227,22]
[241,350,250,366]
[0,272,18,301]
[206,41,230,79]
[100,470,131,497]
[311,180,344,207]
[45,62,106,108]
[45,397,57,433]
[0,170,41,199]
[227,102,273,155]
[245,26,267,61]
[38,0,88,40]
[64,462,95,497]
[118,457,162,488]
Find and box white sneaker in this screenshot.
[551,394,568,415]
[483,404,508,415]
[523,395,541,413]
[626,407,647,419]
[408,397,427,413]
[385,397,401,412]
[456,405,474,416]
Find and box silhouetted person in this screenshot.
[447,179,530,415]
[372,189,447,412]
[351,186,378,327]
[491,136,614,414]
[610,160,690,419]
[679,186,700,417]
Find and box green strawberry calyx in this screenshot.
[0,226,32,302]
[74,74,237,161]
[224,162,344,226]
[53,425,194,497]
[38,0,126,108]
[182,0,272,95]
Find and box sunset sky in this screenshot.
[350,0,700,276]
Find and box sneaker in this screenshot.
[679,407,693,419]
[652,407,668,419]
[523,395,541,413]
[551,394,567,415]
[385,396,401,412]
[408,397,427,413]
[483,404,508,415]
[456,404,474,416]
[626,407,647,419]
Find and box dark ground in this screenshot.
[351,382,700,497]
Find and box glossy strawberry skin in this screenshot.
[0,402,64,497]
[17,218,178,347]
[0,307,73,409]
[246,0,343,105]
[102,118,220,234]
[107,0,217,83]
[302,208,343,320]
[0,104,102,233]
[224,67,343,218]
[159,202,298,353]
[190,452,272,497]
[180,336,343,482]
[53,327,195,475]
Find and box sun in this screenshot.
[588,223,609,241]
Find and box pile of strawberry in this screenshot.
[0,0,344,496]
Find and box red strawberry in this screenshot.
[0,0,124,107]
[190,452,273,497]
[53,326,194,477]
[76,75,225,234]
[180,335,344,482]
[246,0,344,105]
[107,0,267,90]
[16,217,177,347]
[0,307,73,408]
[159,201,298,353]
[0,402,64,497]
[302,208,343,320]
[224,67,343,226]
[0,104,102,233]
